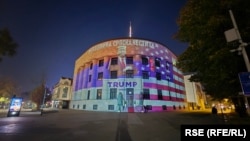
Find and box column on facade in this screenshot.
[75,66,83,100]
[134,54,142,77]
[75,67,82,92]
[83,63,89,89]
[134,54,143,106]
[78,66,84,90]
[73,68,80,92]
[134,54,143,94]
[149,56,156,78]
[103,56,110,100]
[103,56,110,79]
[91,59,98,87]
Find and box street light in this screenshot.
[41,85,47,115]
[224,9,250,116]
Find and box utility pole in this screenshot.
[224,9,250,116]
[41,84,46,116]
[42,85,46,108]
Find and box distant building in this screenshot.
[70,38,187,112]
[51,77,73,109]
[184,74,207,110]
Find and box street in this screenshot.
[0,109,249,141]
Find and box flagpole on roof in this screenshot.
[129,21,132,38]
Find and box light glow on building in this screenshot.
[71,38,187,112]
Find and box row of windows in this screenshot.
[88,56,172,70]
[72,104,185,111]
[81,88,172,100]
[111,57,133,65]
[54,87,69,99]
[73,104,115,110]
[88,70,171,81]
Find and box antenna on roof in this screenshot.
[129,21,132,38]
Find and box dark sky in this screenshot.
[0,0,188,92]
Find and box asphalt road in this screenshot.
[0,109,249,141]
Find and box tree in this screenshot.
[29,75,48,109]
[175,0,250,100]
[0,28,18,62]
[0,77,19,98]
[30,84,45,109]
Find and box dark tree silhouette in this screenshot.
[0,28,18,62]
[175,0,250,99]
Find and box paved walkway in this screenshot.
[1,108,250,124]
[0,109,249,141]
[180,108,250,124]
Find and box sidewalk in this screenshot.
[223,112,250,124]
[182,108,250,124]
[0,108,59,114]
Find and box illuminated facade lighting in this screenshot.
[71,38,187,112]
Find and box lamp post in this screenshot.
[41,85,46,115]
[42,86,46,108]
[225,10,250,71]
[224,9,250,116]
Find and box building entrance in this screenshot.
[126,88,134,112]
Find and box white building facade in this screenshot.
[52,77,73,109]
[184,74,207,110]
[71,38,187,112]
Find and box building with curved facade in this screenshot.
[70,38,187,112]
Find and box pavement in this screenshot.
[0,108,249,141]
[1,107,249,124]
[179,108,250,124]
[1,108,250,127]
[0,107,59,116]
[0,108,250,121]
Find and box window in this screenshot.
[108,105,114,110]
[157,89,163,100]
[97,89,102,99]
[90,63,93,69]
[156,72,161,80]
[126,88,134,95]
[166,61,170,70]
[166,75,171,81]
[146,105,152,110]
[166,79,171,99]
[126,57,133,64]
[110,88,117,99]
[110,71,117,79]
[93,105,98,110]
[143,89,150,99]
[88,75,92,82]
[98,72,103,80]
[99,59,104,67]
[126,88,134,107]
[168,89,171,100]
[83,104,86,109]
[126,70,133,78]
[142,71,149,79]
[87,90,90,100]
[162,105,167,110]
[111,57,118,65]
[56,88,60,98]
[155,58,161,67]
[62,87,68,98]
[142,56,148,65]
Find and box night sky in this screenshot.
[0,0,188,92]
